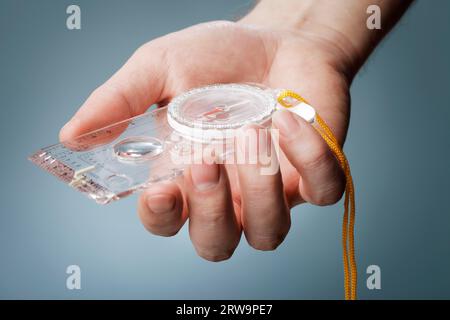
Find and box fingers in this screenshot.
[184,163,241,262]
[138,181,186,237]
[236,125,291,250]
[272,110,345,206]
[60,42,168,141]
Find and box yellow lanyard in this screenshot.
[277,90,357,300]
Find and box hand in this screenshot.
[60,20,351,261]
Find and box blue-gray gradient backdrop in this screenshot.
[0,0,449,299]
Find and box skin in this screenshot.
[60,0,413,261]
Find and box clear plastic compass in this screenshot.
[167,84,276,141]
[29,83,315,204]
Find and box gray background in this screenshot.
[0,0,449,299]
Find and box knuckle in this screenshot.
[307,170,346,206]
[152,228,181,237]
[191,202,232,226]
[138,211,182,237]
[134,42,153,57]
[241,176,283,201]
[142,220,181,237]
[196,249,234,262]
[92,82,118,96]
[246,228,290,251]
[88,86,106,101]
[89,83,128,108]
[248,237,283,251]
[301,144,332,172]
[245,184,274,199]
[312,188,344,206]
[196,209,227,226]
[137,195,183,237]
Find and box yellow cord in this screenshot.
[277,90,357,300]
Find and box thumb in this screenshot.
[272,109,345,206]
[59,43,168,141]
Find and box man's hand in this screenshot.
[61,0,414,261]
[60,19,350,260]
[58,18,353,260]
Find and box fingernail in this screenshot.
[272,110,301,136]
[191,163,220,191]
[147,193,176,214]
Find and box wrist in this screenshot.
[239,0,414,81]
[239,1,364,80]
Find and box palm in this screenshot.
[150,21,350,206]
